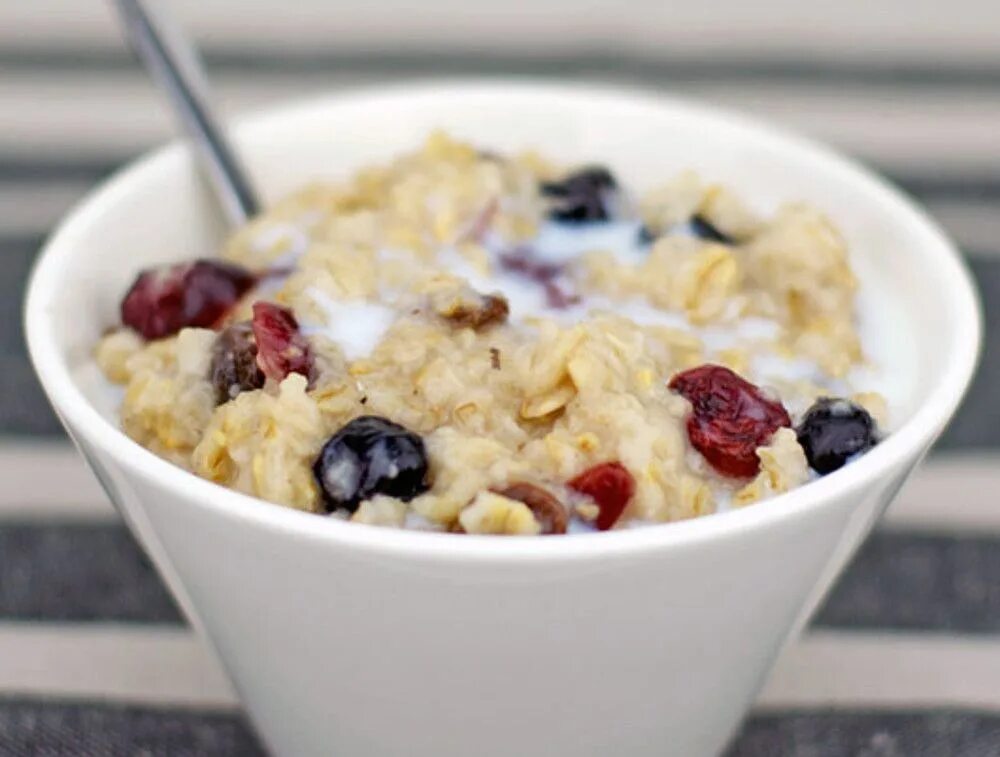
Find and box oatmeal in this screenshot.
[95,132,884,534]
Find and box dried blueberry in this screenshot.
[796,398,879,475]
[688,215,734,244]
[541,166,618,223]
[313,416,430,513]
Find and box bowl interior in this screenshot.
[26,81,980,549]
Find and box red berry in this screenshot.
[120,259,256,340]
[568,461,635,531]
[668,365,791,478]
[251,302,313,383]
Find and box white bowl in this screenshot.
[25,81,980,757]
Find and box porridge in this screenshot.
[95,132,884,535]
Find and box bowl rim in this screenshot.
[24,78,983,563]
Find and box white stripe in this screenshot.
[0,623,998,711]
[0,442,114,519]
[2,73,1000,174]
[882,455,1000,533]
[0,444,997,530]
[0,623,236,708]
[759,631,1000,710]
[2,0,1000,62]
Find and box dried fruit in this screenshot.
[568,462,635,531]
[209,321,264,404]
[796,398,879,474]
[494,482,568,535]
[120,259,256,340]
[250,302,313,383]
[439,292,510,330]
[313,415,430,513]
[541,166,618,223]
[498,249,580,309]
[669,364,791,478]
[688,215,734,244]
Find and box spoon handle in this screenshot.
[112,0,261,226]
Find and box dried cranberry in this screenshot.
[209,322,264,404]
[495,482,568,535]
[120,259,256,340]
[251,302,313,383]
[568,462,635,531]
[669,365,791,478]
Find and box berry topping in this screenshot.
[250,302,313,383]
[120,259,257,340]
[209,322,264,404]
[796,398,879,475]
[541,166,618,223]
[568,462,635,531]
[494,482,568,535]
[498,249,580,309]
[688,215,734,245]
[313,415,430,513]
[637,225,658,245]
[669,365,791,478]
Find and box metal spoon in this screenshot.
[111,0,261,226]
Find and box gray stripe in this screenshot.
[2,523,1000,631]
[815,533,1000,632]
[5,47,1000,91]
[0,156,116,183]
[936,257,1000,451]
[0,524,181,623]
[1,699,998,757]
[727,711,1000,757]
[0,698,264,757]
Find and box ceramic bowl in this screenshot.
[25,81,981,757]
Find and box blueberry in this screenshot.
[796,398,879,475]
[541,166,618,223]
[688,215,734,244]
[313,415,430,513]
[209,322,264,404]
[637,225,657,245]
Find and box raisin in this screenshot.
[313,416,430,513]
[209,321,264,404]
[495,482,568,535]
[797,398,879,474]
[250,302,313,383]
[440,292,510,330]
[120,259,256,340]
[541,166,618,223]
[669,365,791,478]
[568,462,635,531]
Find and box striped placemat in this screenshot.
[3,3,1000,754]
